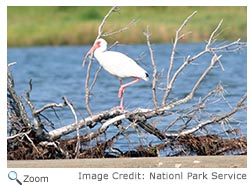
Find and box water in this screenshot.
[7,43,247,154]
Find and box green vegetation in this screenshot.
[8,6,246,47]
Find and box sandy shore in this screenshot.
[8,155,246,168]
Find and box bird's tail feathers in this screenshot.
[143,72,149,81]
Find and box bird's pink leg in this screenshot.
[119,95,124,110]
[118,78,140,98]
[118,78,140,109]
[118,80,124,99]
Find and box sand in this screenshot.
[8,155,246,168]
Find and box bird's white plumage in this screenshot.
[92,38,149,81]
[95,50,148,81]
[85,38,149,110]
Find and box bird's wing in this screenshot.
[99,51,148,80]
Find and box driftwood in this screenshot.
[7,7,247,159]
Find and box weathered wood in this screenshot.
[7,67,32,128]
[48,109,124,140]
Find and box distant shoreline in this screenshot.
[8,7,246,47]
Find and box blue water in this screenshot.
[7,43,247,154]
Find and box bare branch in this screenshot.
[35,102,66,114]
[102,19,137,37]
[47,89,246,143]
[191,55,222,97]
[206,19,223,50]
[7,131,40,153]
[7,66,31,128]
[100,114,126,133]
[160,54,222,112]
[48,109,124,140]
[97,6,119,37]
[8,62,17,67]
[84,59,93,116]
[39,141,65,156]
[210,39,246,53]
[161,17,229,106]
[162,11,197,105]
[89,66,102,91]
[62,96,80,158]
[164,93,247,137]
[144,26,158,108]
[23,79,41,130]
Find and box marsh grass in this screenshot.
[8,6,246,47]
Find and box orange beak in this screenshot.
[82,42,99,68]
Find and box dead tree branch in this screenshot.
[162,11,197,105]
[8,64,32,132]
[144,26,158,108]
[206,19,223,50]
[35,102,66,114]
[102,19,137,37]
[7,131,40,154]
[61,96,80,158]
[164,93,246,137]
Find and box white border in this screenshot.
[0,1,7,174]
[4,0,249,6]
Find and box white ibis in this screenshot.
[83,38,149,110]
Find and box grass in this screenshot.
[7,6,247,47]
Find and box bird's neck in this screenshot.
[94,49,105,56]
[94,50,106,66]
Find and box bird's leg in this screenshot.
[118,78,140,98]
[118,78,140,109]
[119,95,124,110]
[118,80,125,99]
[117,80,124,110]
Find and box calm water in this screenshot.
[7,43,247,154]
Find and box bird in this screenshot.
[83,38,149,110]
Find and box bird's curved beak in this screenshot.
[82,43,99,68]
[86,45,97,56]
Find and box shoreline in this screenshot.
[8,155,246,168]
[8,7,246,47]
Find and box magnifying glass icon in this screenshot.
[8,171,22,185]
